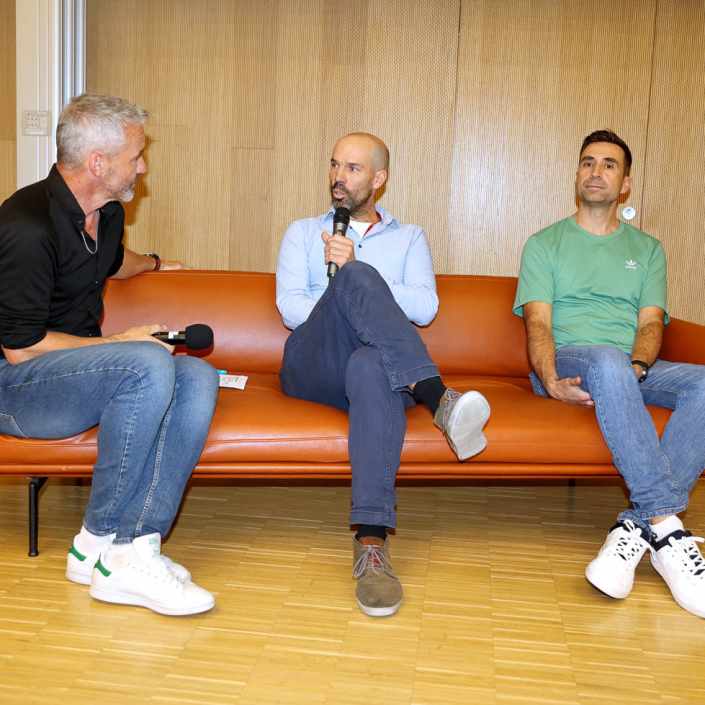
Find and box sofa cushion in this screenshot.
[0,373,671,473]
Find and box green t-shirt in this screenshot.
[513,216,669,353]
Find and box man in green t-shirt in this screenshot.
[514,130,705,620]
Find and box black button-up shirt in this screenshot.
[0,165,125,359]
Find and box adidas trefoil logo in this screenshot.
[625,259,637,270]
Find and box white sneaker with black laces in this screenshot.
[89,533,214,616]
[651,528,705,619]
[66,532,192,585]
[585,521,650,599]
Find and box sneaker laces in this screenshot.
[608,520,649,562]
[436,389,459,430]
[443,389,460,405]
[668,533,705,579]
[352,545,393,579]
[138,554,184,588]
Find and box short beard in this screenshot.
[331,183,372,218]
[103,171,138,203]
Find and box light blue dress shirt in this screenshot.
[276,205,439,330]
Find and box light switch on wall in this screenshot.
[21,110,52,137]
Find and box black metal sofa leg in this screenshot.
[28,477,48,557]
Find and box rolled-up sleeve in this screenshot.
[0,225,55,350]
[276,221,317,330]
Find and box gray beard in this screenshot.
[103,172,138,203]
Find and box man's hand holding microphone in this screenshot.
[323,207,353,279]
[110,323,214,352]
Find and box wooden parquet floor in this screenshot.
[1,477,704,704]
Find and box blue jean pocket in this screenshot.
[0,413,28,437]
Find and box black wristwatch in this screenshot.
[144,253,161,271]
[631,359,649,383]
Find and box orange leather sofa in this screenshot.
[3,271,705,554]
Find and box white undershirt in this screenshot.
[348,220,373,238]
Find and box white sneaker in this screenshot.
[651,528,705,618]
[89,533,214,616]
[434,389,491,460]
[585,521,650,599]
[66,532,191,585]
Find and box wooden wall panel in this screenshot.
[362,0,460,270]
[88,0,239,269]
[84,0,703,325]
[0,0,16,204]
[85,0,460,274]
[641,0,705,325]
[449,0,656,276]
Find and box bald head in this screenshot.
[330,133,389,219]
[336,133,389,171]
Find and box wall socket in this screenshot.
[22,110,52,137]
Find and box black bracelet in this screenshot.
[631,359,649,383]
[143,253,161,271]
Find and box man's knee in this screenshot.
[346,347,387,392]
[174,357,219,406]
[114,342,176,392]
[562,345,630,378]
[334,260,385,291]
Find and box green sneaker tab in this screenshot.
[68,542,87,562]
[95,557,111,577]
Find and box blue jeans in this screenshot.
[279,261,439,528]
[0,342,219,542]
[530,345,705,536]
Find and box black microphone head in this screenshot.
[333,206,350,225]
[184,324,214,350]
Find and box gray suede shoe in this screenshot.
[434,389,490,460]
[352,537,403,617]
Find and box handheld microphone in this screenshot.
[152,324,213,350]
[327,206,351,279]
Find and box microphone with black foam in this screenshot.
[152,324,214,350]
[327,206,351,279]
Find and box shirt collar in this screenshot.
[321,204,398,230]
[46,164,120,222]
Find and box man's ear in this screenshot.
[621,175,633,195]
[88,152,104,179]
[373,169,388,190]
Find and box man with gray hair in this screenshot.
[0,93,218,616]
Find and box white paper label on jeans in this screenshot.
[218,374,248,390]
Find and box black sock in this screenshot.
[412,376,447,415]
[355,524,388,541]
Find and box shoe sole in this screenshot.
[650,552,705,618]
[357,597,402,618]
[89,584,215,616]
[445,391,491,460]
[66,566,92,585]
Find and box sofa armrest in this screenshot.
[660,317,705,366]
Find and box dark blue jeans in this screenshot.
[279,261,439,528]
[531,345,705,536]
[0,342,219,541]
